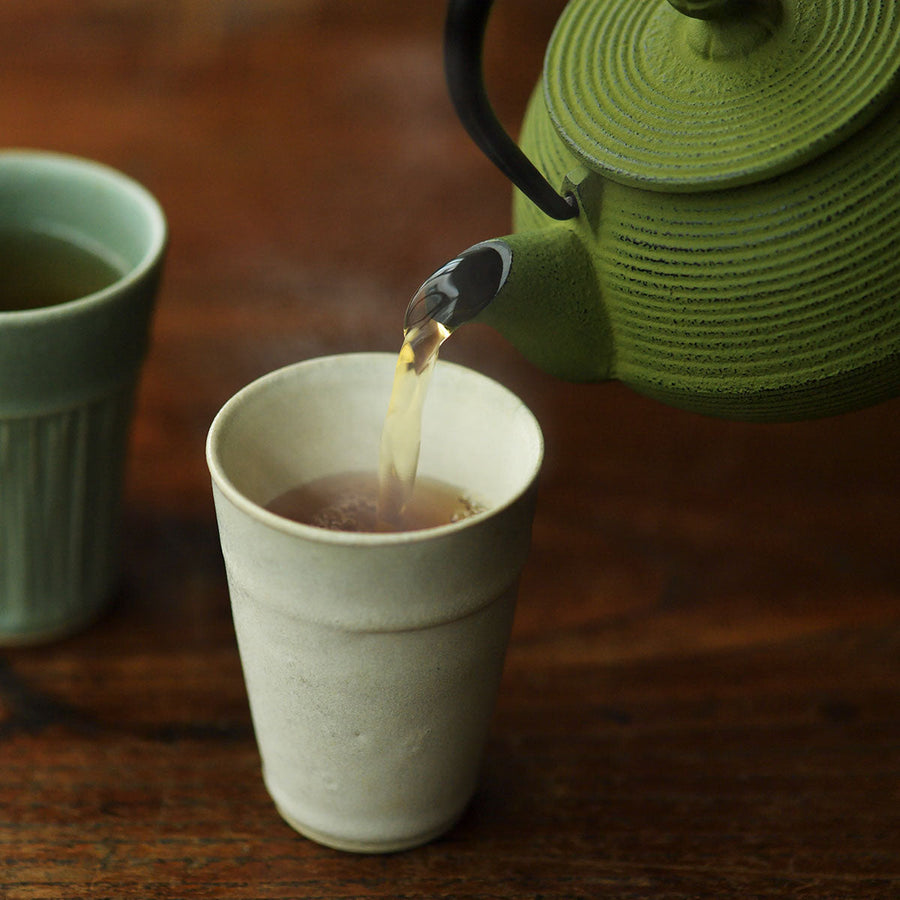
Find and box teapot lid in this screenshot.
[545,0,900,190]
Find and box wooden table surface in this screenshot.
[2,2,898,897]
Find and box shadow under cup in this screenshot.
[0,151,166,644]
[207,353,544,853]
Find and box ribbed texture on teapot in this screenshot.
[544,0,900,190]
[514,78,900,420]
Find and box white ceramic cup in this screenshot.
[206,352,543,853]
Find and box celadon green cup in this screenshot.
[0,150,167,644]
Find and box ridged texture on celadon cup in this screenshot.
[0,151,166,643]
[207,353,543,853]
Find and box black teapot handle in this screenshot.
[444,0,578,221]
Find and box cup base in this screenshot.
[0,598,110,647]
[273,801,467,855]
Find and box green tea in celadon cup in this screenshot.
[0,150,166,644]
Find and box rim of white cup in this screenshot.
[206,352,544,546]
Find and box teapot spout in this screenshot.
[404,240,512,333]
[405,227,611,381]
[460,227,612,381]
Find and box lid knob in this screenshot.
[668,0,784,60]
[667,0,739,18]
[667,0,780,20]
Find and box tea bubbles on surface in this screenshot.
[266,471,484,534]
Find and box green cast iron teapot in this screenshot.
[428,0,900,421]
